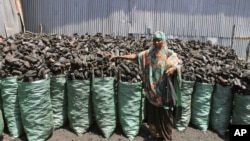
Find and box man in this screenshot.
[107,31,182,141]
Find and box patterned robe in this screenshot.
[137,46,182,108]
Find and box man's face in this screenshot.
[153,38,164,48]
[0,38,2,43]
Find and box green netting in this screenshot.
[210,84,233,136]
[1,77,24,137]
[67,79,92,136]
[18,78,53,141]
[118,80,142,141]
[0,110,3,136]
[175,74,182,107]
[175,80,195,131]
[191,82,214,131]
[92,77,116,138]
[50,75,67,129]
[141,89,146,123]
[0,78,4,135]
[232,94,250,125]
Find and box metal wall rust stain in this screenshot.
[0,0,22,37]
[15,0,25,32]
[235,36,250,40]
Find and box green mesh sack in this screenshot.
[118,80,142,141]
[141,89,146,123]
[210,84,233,136]
[0,110,3,136]
[67,79,92,136]
[232,94,250,125]
[18,78,53,141]
[1,77,24,137]
[191,82,214,131]
[50,75,67,129]
[0,78,4,135]
[175,80,195,131]
[92,77,116,138]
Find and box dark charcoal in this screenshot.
[117,60,142,83]
[0,32,249,95]
[168,39,249,95]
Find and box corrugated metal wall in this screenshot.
[22,0,250,59]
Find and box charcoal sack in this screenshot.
[191,82,214,131]
[0,78,4,136]
[118,80,143,141]
[18,78,53,141]
[67,79,92,135]
[50,75,67,129]
[210,84,233,136]
[92,77,116,138]
[175,80,195,131]
[232,94,250,125]
[1,77,23,137]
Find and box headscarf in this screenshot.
[153,31,166,40]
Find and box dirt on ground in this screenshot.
[1,122,229,141]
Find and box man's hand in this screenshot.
[106,54,117,61]
[166,66,176,76]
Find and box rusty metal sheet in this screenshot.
[0,0,22,37]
